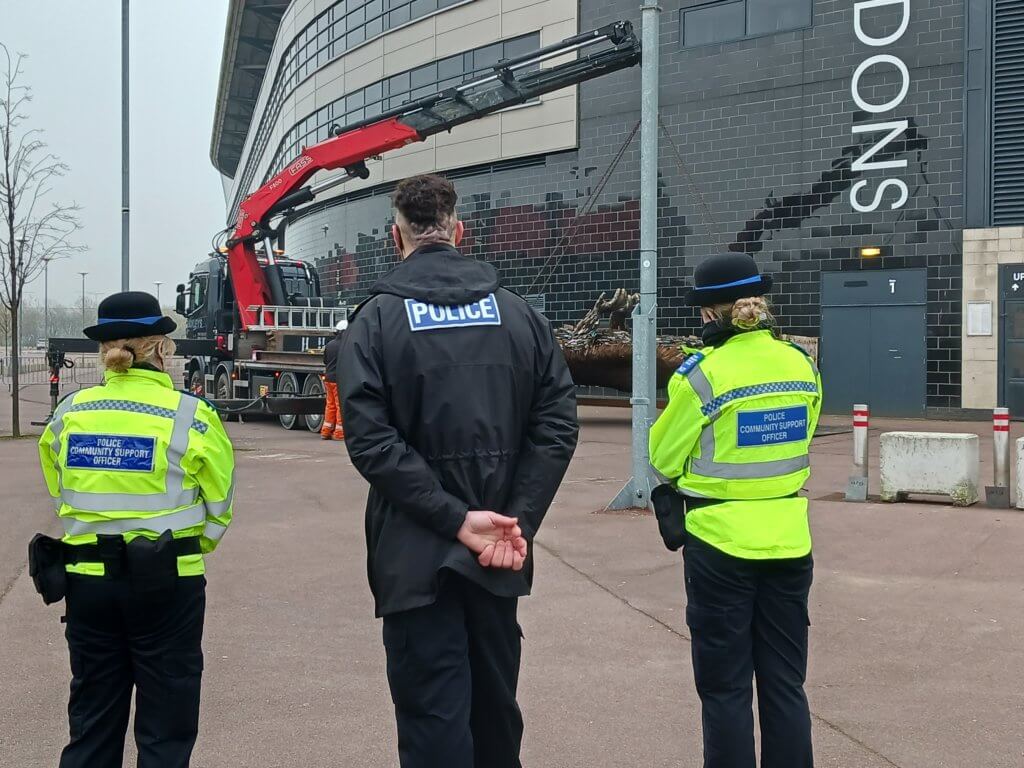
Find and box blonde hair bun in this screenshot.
[99,335,176,373]
[731,296,771,330]
[102,346,135,373]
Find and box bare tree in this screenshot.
[0,45,83,436]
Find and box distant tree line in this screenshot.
[0,299,185,346]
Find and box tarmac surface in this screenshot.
[1,384,1023,766]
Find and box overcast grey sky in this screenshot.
[1,0,229,306]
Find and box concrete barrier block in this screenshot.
[1015,438,1024,510]
[879,432,979,506]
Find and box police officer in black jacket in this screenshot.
[339,174,579,768]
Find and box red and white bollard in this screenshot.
[846,404,869,501]
[985,407,1011,507]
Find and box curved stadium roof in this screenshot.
[210,0,288,177]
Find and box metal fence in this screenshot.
[0,354,187,393]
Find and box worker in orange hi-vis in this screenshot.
[321,319,347,440]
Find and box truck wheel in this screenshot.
[278,372,301,430]
[189,370,205,397]
[215,370,232,401]
[302,374,325,433]
[215,370,239,422]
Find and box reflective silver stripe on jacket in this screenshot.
[682,363,811,481]
[204,483,234,517]
[203,520,229,541]
[54,394,208,519]
[62,503,207,536]
[689,454,810,479]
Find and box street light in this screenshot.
[40,255,69,342]
[43,256,52,341]
[153,280,163,304]
[78,272,89,326]
[17,238,26,353]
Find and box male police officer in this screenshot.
[339,174,579,768]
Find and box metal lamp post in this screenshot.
[78,272,89,326]
[43,256,51,341]
[154,280,163,304]
[121,0,130,290]
[607,2,660,510]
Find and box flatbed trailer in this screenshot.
[176,299,348,431]
[40,335,334,430]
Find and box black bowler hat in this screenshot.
[683,253,773,307]
[83,291,177,342]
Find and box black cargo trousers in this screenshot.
[59,573,205,768]
[382,572,523,768]
[684,535,814,768]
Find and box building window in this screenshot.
[681,0,811,48]
[230,0,476,218]
[746,0,812,36]
[262,33,541,187]
[683,1,744,47]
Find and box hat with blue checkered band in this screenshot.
[84,291,177,342]
[683,253,773,307]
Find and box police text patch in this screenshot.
[66,434,156,472]
[737,406,808,447]
[676,352,704,375]
[404,294,502,332]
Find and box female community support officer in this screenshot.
[32,291,235,768]
[649,253,822,768]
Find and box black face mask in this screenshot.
[701,319,737,348]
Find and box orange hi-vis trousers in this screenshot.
[322,381,344,439]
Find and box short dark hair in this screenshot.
[392,174,458,235]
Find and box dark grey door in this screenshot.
[821,270,927,417]
[867,304,927,416]
[999,266,1024,416]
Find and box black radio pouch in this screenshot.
[650,484,688,552]
[126,529,179,596]
[28,533,68,605]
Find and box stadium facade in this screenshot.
[212,0,1024,417]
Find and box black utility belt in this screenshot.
[650,489,801,553]
[28,531,201,605]
[682,492,800,511]
[63,534,202,565]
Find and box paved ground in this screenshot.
[1,384,1023,766]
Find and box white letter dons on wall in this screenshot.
[850,178,909,212]
[851,54,911,113]
[855,0,911,47]
[852,120,910,172]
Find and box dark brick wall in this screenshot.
[288,0,966,409]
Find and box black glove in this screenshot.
[650,484,687,551]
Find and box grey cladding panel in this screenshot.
[992,0,1024,225]
[821,269,927,307]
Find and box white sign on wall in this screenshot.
[966,301,993,337]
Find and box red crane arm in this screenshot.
[228,118,421,330]
[224,21,641,332]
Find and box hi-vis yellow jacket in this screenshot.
[38,367,235,576]
[650,330,822,560]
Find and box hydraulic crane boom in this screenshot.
[225,21,641,331]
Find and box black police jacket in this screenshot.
[338,243,579,617]
[323,333,343,383]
